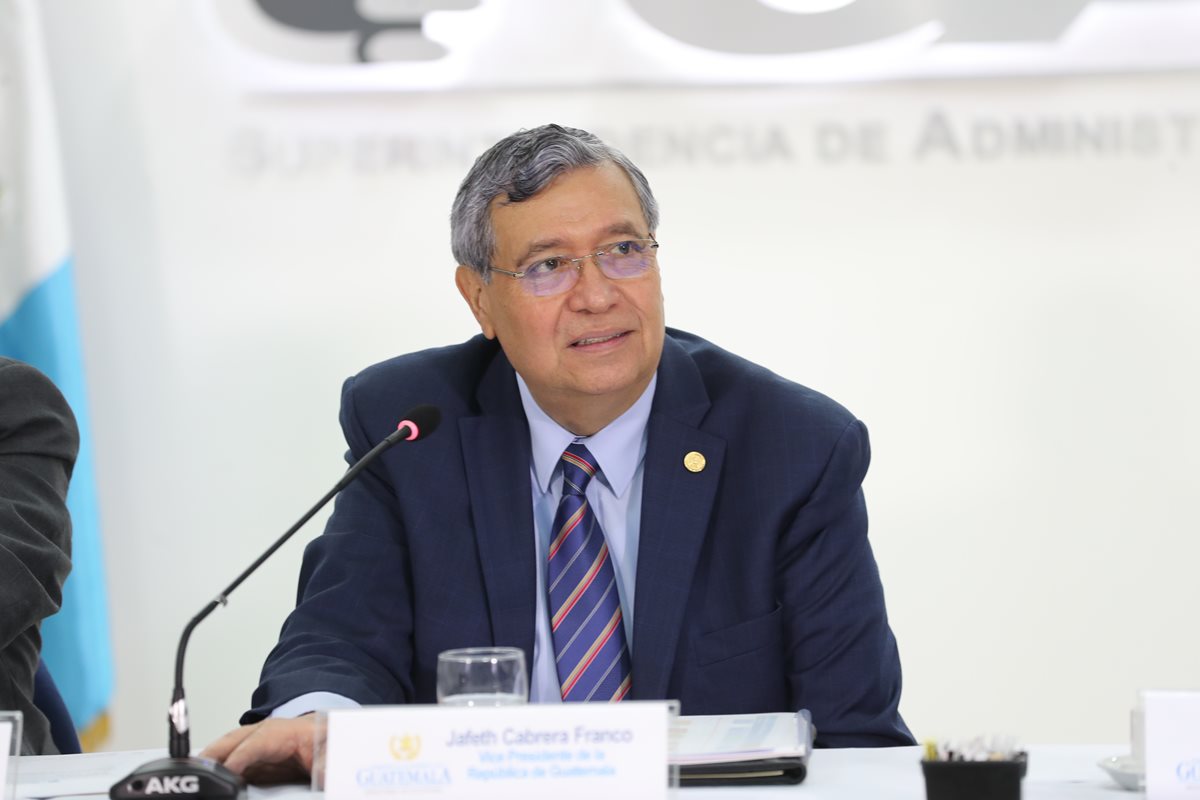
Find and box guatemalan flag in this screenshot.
[1,0,114,748]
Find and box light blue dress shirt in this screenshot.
[271,373,655,717]
[517,373,655,702]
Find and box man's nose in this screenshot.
[567,257,618,310]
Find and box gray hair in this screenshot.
[451,124,659,277]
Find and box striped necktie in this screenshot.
[546,443,632,702]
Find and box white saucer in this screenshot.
[1097,754,1144,791]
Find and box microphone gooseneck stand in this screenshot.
[110,406,442,800]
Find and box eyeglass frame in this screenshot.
[486,238,660,293]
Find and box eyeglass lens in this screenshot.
[523,240,657,296]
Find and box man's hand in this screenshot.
[200,717,318,785]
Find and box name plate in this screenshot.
[0,712,19,800]
[321,702,674,800]
[1144,690,1200,798]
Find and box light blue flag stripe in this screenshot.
[0,256,115,729]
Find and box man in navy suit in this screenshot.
[205,124,912,781]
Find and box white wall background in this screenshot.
[34,0,1200,751]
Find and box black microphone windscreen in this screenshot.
[399,404,441,441]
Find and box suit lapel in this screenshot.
[459,349,538,670]
[632,336,725,699]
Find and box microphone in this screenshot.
[110,405,442,799]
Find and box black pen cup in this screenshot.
[921,753,1028,800]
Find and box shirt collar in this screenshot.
[517,373,657,498]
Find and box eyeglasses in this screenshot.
[488,238,659,297]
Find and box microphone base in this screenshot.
[110,756,246,800]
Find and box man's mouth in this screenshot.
[570,331,629,347]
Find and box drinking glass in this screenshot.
[436,647,528,706]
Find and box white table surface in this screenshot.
[767,744,1131,800]
[14,744,1134,799]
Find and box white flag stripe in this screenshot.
[0,0,71,319]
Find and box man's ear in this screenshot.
[455,265,496,339]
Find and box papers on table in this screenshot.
[669,711,811,785]
[16,750,163,799]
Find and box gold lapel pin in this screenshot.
[683,451,706,473]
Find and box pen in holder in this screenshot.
[921,739,1027,800]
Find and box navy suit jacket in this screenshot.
[0,358,76,755]
[247,329,912,747]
